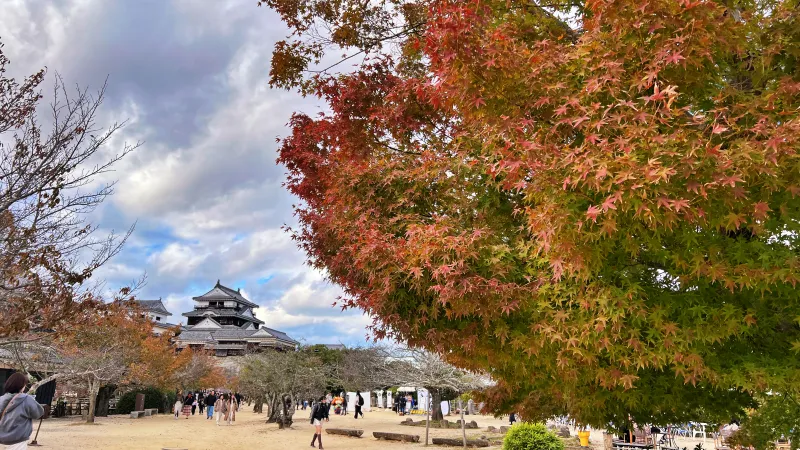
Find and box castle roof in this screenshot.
[181,308,265,325]
[192,281,259,308]
[176,325,299,346]
[134,299,172,316]
[175,281,299,351]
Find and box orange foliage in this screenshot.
[127,331,191,391]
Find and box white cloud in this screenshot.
[0,0,380,346]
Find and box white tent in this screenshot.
[417,388,429,411]
[346,391,372,412]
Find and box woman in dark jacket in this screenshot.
[182,393,193,419]
[310,396,329,449]
[0,372,44,449]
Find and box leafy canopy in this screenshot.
[265,0,800,427]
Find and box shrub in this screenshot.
[116,387,170,414]
[503,423,565,450]
[163,390,177,412]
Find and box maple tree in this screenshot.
[265,0,800,428]
[0,40,138,340]
[127,332,191,392]
[53,303,151,423]
[126,327,228,394]
[177,349,227,391]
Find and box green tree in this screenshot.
[729,394,800,450]
[264,0,800,428]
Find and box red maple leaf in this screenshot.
[665,52,685,65]
[586,205,602,222]
[753,201,771,220]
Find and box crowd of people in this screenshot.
[392,393,415,416]
[173,390,243,426]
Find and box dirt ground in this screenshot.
[33,407,714,450]
[34,407,520,450]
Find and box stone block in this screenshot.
[326,428,364,437]
[373,432,420,442]
[432,437,489,447]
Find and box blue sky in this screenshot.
[0,0,372,346]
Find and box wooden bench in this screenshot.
[432,438,489,447]
[130,411,145,419]
[326,428,364,437]
[373,432,420,442]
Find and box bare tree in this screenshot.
[329,346,398,392]
[388,347,488,447]
[0,41,139,339]
[239,350,328,428]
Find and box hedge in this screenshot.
[116,387,172,414]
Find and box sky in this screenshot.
[0,0,373,346]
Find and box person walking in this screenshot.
[310,397,329,449]
[191,396,198,416]
[0,373,44,450]
[341,395,347,416]
[509,412,517,425]
[215,394,227,426]
[198,392,205,415]
[205,391,217,420]
[173,397,182,419]
[182,393,193,419]
[227,394,238,425]
[354,392,365,419]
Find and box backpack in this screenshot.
[358,396,364,406]
[309,403,317,424]
[0,394,22,445]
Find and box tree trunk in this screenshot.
[266,393,281,423]
[86,380,99,423]
[253,396,263,413]
[278,393,294,429]
[459,398,466,448]
[425,393,431,446]
[431,390,444,421]
[94,385,116,417]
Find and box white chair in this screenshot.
[692,423,707,439]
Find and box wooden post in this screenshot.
[135,393,145,412]
[459,398,467,448]
[28,416,44,446]
[425,393,431,446]
[603,432,613,450]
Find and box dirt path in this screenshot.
[35,408,514,449]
